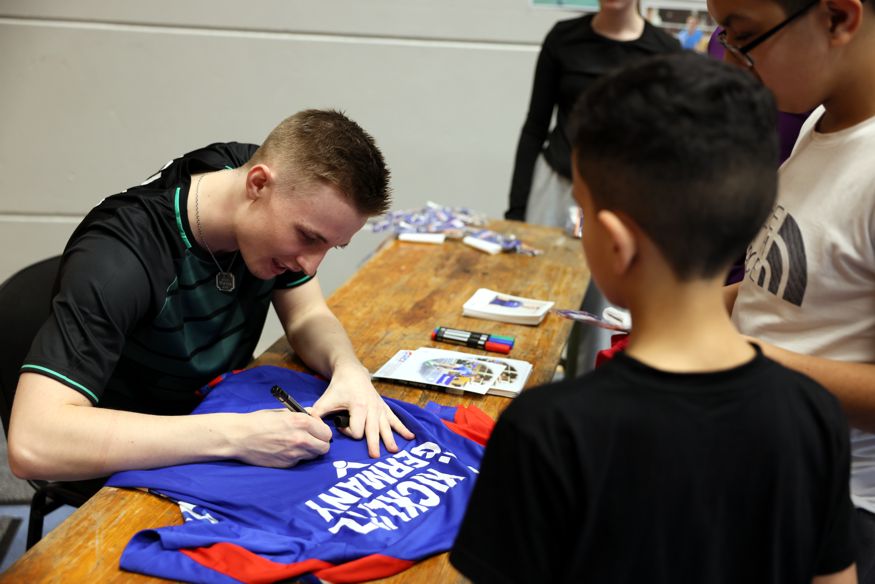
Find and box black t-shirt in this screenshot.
[23,143,313,415]
[506,15,680,220]
[450,349,855,583]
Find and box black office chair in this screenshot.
[0,256,104,549]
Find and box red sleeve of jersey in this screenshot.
[441,405,495,447]
[183,541,417,583]
[182,543,332,582]
[315,554,415,583]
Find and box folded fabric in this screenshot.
[108,365,494,584]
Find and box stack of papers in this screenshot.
[462,288,554,326]
[372,347,532,398]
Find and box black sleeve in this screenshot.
[814,398,857,575]
[450,411,570,583]
[505,26,560,221]
[23,233,155,404]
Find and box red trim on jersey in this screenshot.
[197,369,247,397]
[179,398,492,583]
[441,405,494,446]
[314,553,415,583]
[182,543,416,584]
[182,543,332,583]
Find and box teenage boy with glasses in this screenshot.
[710,0,875,580]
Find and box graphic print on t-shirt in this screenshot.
[745,205,808,306]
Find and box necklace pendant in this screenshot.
[215,271,236,293]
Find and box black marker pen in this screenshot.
[271,385,308,414]
[271,385,350,428]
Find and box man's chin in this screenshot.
[248,263,277,281]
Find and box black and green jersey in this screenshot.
[23,143,313,415]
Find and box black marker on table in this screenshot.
[271,385,350,428]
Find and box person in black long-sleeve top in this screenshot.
[506,1,679,224]
[507,2,680,375]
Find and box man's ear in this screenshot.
[245,164,274,200]
[825,0,863,43]
[597,209,637,275]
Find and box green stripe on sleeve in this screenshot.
[20,364,100,404]
[174,186,193,249]
[284,274,313,288]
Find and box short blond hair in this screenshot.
[250,109,391,215]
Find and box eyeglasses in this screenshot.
[717,0,820,68]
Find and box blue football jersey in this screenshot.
[107,366,493,583]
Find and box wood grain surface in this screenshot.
[0,220,589,583]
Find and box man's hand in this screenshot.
[272,281,415,457]
[231,408,333,467]
[309,364,415,458]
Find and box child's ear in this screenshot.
[597,210,637,275]
[826,0,863,43]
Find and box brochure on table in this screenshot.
[462,288,554,326]
[373,347,533,398]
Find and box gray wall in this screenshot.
[0,0,587,354]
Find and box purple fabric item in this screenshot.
[776,112,809,163]
[707,28,726,60]
[726,263,746,286]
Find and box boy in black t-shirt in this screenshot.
[450,52,857,584]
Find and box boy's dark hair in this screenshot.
[571,52,778,280]
[250,109,391,216]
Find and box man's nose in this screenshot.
[297,249,328,276]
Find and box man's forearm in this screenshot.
[8,374,239,480]
[275,284,412,456]
[9,373,332,481]
[274,279,368,380]
[284,304,368,379]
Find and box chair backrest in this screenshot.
[0,256,62,436]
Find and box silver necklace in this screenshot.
[194,174,238,293]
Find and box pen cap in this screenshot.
[484,341,511,354]
[487,334,515,348]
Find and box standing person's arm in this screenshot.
[272,278,413,458]
[733,282,875,431]
[506,26,560,221]
[812,565,857,584]
[748,341,875,433]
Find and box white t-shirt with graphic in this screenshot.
[732,106,875,514]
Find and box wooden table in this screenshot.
[1,220,589,583]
